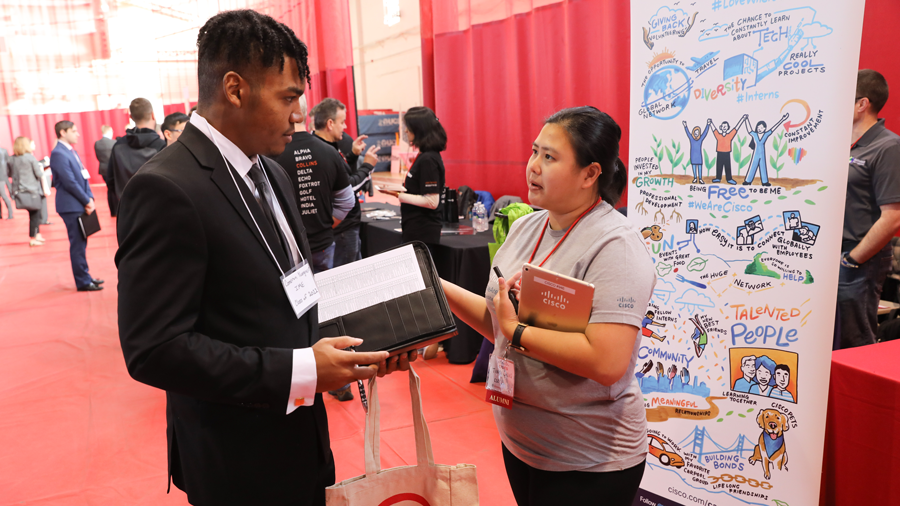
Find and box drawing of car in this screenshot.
[648,435,685,468]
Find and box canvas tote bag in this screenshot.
[326,367,479,506]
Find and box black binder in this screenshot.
[318,242,458,355]
[78,211,101,239]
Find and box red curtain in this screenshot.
[424,0,899,205]
[257,0,359,138]
[426,0,631,205]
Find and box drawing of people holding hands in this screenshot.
[743,113,790,187]
[683,119,711,184]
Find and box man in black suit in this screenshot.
[93,125,116,216]
[116,10,414,506]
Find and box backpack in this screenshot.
[457,185,477,218]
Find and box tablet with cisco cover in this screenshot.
[518,263,594,333]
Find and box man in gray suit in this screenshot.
[94,125,117,216]
[0,146,13,219]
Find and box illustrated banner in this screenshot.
[627,2,865,505]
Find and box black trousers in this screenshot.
[28,209,40,237]
[102,173,118,217]
[715,151,733,181]
[502,444,645,506]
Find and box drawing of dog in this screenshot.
[748,409,789,480]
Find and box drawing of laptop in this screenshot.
[518,263,595,333]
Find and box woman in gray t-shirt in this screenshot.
[442,107,655,505]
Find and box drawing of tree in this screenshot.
[703,149,715,178]
[651,135,665,174]
[666,139,684,175]
[770,131,788,178]
[733,135,752,176]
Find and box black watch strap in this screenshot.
[511,323,528,351]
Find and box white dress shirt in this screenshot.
[190,113,317,414]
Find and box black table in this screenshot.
[360,204,492,364]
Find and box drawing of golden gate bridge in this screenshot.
[678,426,757,463]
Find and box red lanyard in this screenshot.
[528,197,602,267]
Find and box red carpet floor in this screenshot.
[0,185,513,505]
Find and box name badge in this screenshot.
[81,169,91,179]
[280,260,320,319]
[486,354,515,409]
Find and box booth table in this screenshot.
[821,339,900,505]
[360,205,493,364]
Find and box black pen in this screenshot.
[493,266,519,314]
[349,347,369,413]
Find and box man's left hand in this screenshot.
[375,350,418,377]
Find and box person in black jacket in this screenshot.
[94,125,117,216]
[161,111,189,147]
[274,95,355,273]
[108,98,166,200]
[115,10,414,505]
[380,106,446,245]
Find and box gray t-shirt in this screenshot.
[843,119,900,251]
[485,202,655,472]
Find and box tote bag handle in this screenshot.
[364,367,435,477]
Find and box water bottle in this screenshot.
[472,202,489,232]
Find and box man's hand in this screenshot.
[312,337,388,393]
[352,135,369,156]
[375,350,418,378]
[363,145,379,166]
[85,199,96,215]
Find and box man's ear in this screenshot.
[222,71,245,108]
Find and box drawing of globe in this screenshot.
[643,65,691,120]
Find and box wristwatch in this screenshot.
[510,323,528,352]
[841,252,860,269]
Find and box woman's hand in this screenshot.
[492,271,522,340]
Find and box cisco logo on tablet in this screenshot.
[542,290,569,309]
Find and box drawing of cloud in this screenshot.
[675,289,715,310]
[800,21,833,38]
[653,279,677,304]
[648,6,690,34]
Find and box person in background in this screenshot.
[50,120,103,292]
[439,107,651,505]
[275,96,355,276]
[161,111,189,147]
[380,106,446,245]
[0,145,13,219]
[94,125,117,216]
[9,136,48,245]
[108,98,166,201]
[838,69,900,349]
[308,99,379,266]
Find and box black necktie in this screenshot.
[248,163,294,268]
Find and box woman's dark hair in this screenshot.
[545,106,626,205]
[749,120,767,149]
[404,106,447,152]
[196,10,310,106]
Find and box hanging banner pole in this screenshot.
[627,1,865,505]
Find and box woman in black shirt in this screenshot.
[383,107,447,245]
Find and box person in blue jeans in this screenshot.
[683,119,711,184]
[743,113,790,187]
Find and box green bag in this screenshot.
[489,203,534,262]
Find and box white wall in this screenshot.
[348,0,423,112]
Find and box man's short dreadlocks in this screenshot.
[196,10,310,105]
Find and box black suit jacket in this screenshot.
[94,137,115,178]
[116,122,333,505]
